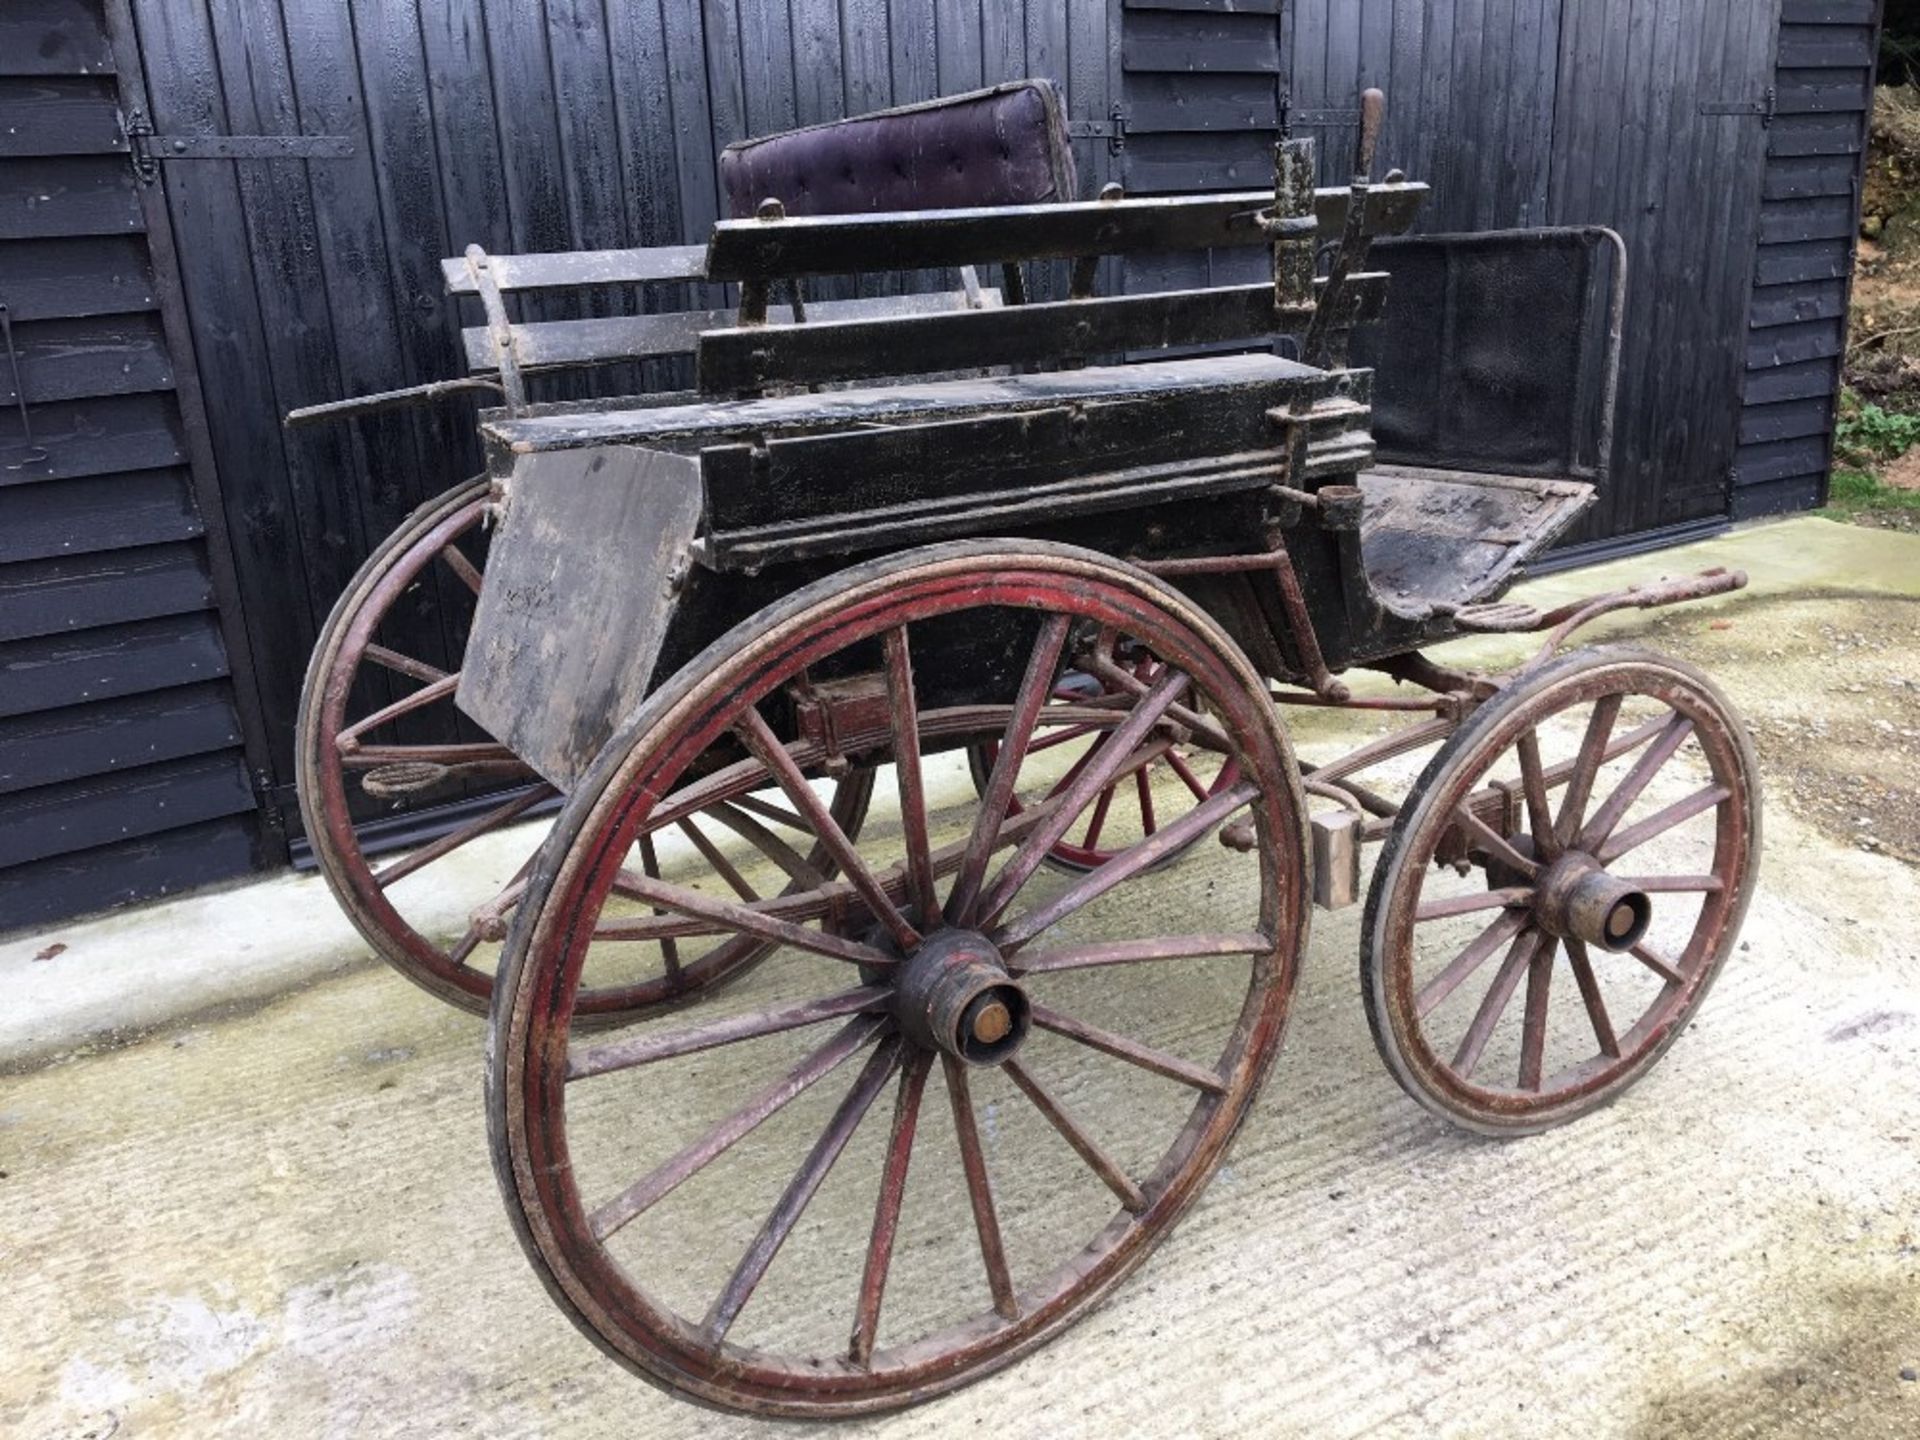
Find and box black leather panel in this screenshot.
[719,80,1078,220]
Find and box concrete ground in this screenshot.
[2,515,1917,1439]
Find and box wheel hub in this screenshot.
[1533,853,1652,953]
[892,930,1030,1066]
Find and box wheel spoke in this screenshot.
[1004,1060,1147,1213]
[1014,931,1273,975]
[943,1056,1019,1320]
[737,707,920,952]
[1413,886,1534,923]
[374,783,555,888]
[610,869,899,969]
[1030,1002,1226,1094]
[678,817,760,902]
[445,922,484,968]
[1629,940,1686,987]
[1518,934,1556,1091]
[1135,764,1158,836]
[1564,939,1622,1058]
[974,668,1191,928]
[1164,748,1213,803]
[1415,908,1531,1018]
[439,543,484,596]
[1576,713,1696,853]
[731,792,815,834]
[1025,722,1103,755]
[362,643,448,685]
[1597,784,1729,865]
[883,627,939,924]
[699,801,828,888]
[636,831,680,975]
[1451,927,1545,1080]
[567,985,890,1080]
[996,782,1255,952]
[1452,807,1540,880]
[948,615,1072,925]
[588,1016,886,1241]
[848,1051,932,1366]
[1515,729,1557,859]
[336,671,461,747]
[1554,695,1622,848]
[1080,784,1117,851]
[703,1038,903,1345]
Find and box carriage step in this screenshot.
[1453,601,1543,633]
[1311,809,1363,911]
[361,760,453,798]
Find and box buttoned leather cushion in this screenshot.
[719,79,1078,220]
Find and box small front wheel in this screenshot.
[1361,646,1761,1135]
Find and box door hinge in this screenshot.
[1068,105,1129,156]
[251,768,290,837]
[123,106,355,183]
[1699,86,1776,127]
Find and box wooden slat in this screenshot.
[0,313,175,404]
[1123,72,1279,134]
[4,468,203,562]
[0,0,115,77]
[441,243,708,295]
[1767,113,1866,158]
[1122,9,1280,72]
[1124,0,1282,12]
[0,541,216,643]
[1772,71,1872,116]
[1777,0,1876,23]
[696,275,1384,392]
[0,681,241,796]
[1749,277,1847,329]
[0,814,257,932]
[1752,237,1853,287]
[0,392,185,486]
[1731,473,1826,519]
[1746,317,1845,370]
[0,611,231,719]
[702,184,1426,281]
[1122,130,1276,194]
[1741,356,1838,406]
[1775,23,1876,68]
[0,749,255,868]
[0,235,158,321]
[1735,434,1833,488]
[1738,396,1833,447]
[0,155,142,239]
[0,76,127,157]
[1762,154,1863,201]
[463,288,997,372]
[1756,196,1858,245]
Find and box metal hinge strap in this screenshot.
[1699,86,1776,127]
[1067,105,1129,155]
[123,106,354,183]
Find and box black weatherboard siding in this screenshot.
[1734,0,1883,519]
[0,0,274,929]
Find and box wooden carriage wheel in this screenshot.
[1362,646,1760,1135]
[488,541,1310,1416]
[295,477,873,1018]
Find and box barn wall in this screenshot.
[0,0,272,929]
[1732,0,1884,519]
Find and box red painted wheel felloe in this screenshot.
[488,542,1311,1417]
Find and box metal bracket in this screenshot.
[1291,108,1365,129]
[123,106,354,183]
[1699,86,1776,127]
[1067,105,1129,155]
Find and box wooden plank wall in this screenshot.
[127,0,1119,836]
[1733,0,1883,518]
[0,0,265,928]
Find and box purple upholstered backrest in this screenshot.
[718,80,1079,221]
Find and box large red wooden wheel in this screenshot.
[488,542,1310,1416]
[1362,646,1760,1135]
[295,478,873,1018]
